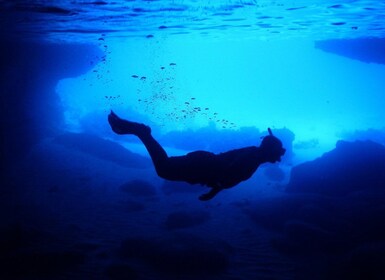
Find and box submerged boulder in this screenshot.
[247,191,385,255]
[287,140,385,196]
[0,41,102,165]
[315,38,385,65]
[54,132,151,168]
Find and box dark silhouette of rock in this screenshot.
[54,132,151,168]
[287,140,385,196]
[341,128,385,146]
[271,220,342,255]
[164,210,211,229]
[315,38,385,65]
[246,192,385,255]
[245,194,340,232]
[0,40,102,167]
[321,242,385,280]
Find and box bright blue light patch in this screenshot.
[57,36,385,162]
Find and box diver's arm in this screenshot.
[199,187,222,201]
[198,182,223,201]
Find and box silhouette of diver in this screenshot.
[108,111,286,201]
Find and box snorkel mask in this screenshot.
[261,128,286,162]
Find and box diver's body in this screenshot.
[108,111,285,200]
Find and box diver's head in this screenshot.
[260,128,286,163]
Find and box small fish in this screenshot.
[132,75,139,78]
[328,4,343,8]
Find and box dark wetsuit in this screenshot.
[107,110,283,200]
[155,146,262,189]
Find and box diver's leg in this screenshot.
[108,110,151,136]
[199,187,222,201]
[137,133,169,169]
[108,111,169,174]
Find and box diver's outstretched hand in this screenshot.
[108,110,151,135]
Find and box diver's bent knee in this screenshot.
[155,165,171,179]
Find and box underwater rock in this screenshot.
[345,242,385,279]
[0,41,102,165]
[341,127,385,146]
[287,140,385,196]
[322,242,385,280]
[119,180,157,197]
[54,132,151,168]
[315,38,385,65]
[271,220,343,255]
[119,234,232,276]
[245,194,340,232]
[246,191,385,255]
[164,210,211,230]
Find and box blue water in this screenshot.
[1,1,385,279]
